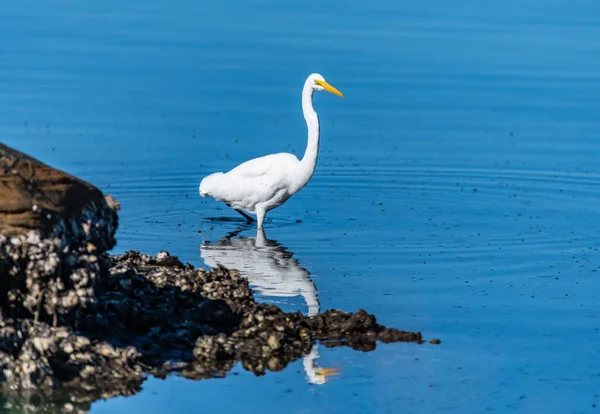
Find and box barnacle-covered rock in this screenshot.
[0,250,436,412]
[0,143,119,320]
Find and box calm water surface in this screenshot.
[2,1,600,412]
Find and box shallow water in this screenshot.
[2,0,600,412]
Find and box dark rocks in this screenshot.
[0,143,119,321]
[310,309,424,351]
[0,144,440,411]
[0,251,436,410]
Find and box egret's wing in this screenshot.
[208,152,299,207]
[227,157,273,178]
[227,153,298,178]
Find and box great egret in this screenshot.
[199,73,344,229]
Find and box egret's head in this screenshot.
[308,73,344,98]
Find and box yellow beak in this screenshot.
[315,80,344,98]
[315,367,341,379]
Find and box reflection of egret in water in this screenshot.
[200,228,339,384]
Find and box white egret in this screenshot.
[199,73,344,229]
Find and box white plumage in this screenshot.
[199,73,344,229]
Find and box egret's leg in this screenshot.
[256,208,266,230]
[234,209,254,223]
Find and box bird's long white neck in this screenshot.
[296,81,320,190]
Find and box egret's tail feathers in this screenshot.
[199,172,225,197]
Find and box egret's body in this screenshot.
[199,73,344,229]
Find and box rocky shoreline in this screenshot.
[0,143,439,412]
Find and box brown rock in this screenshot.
[0,143,117,240]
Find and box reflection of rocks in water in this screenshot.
[0,384,139,413]
[201,228,332,384]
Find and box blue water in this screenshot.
[2,0,600,412]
